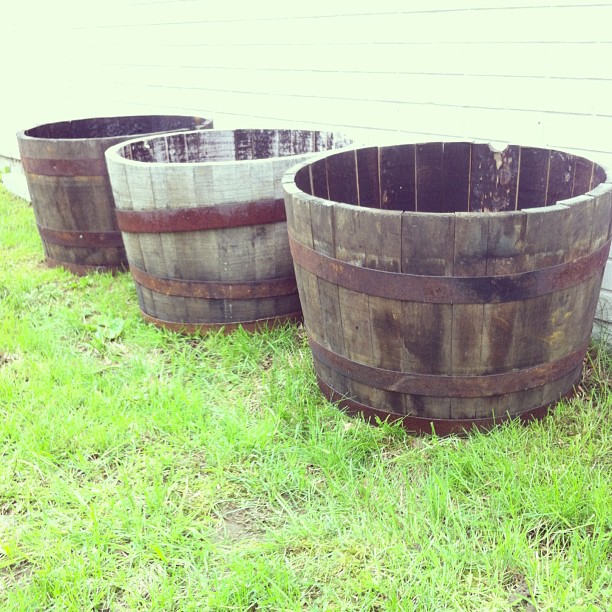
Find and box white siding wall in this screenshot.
[3,0,612,328]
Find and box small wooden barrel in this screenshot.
[105,129,352,332]
[17,115,213,275]
[283,142,612,434]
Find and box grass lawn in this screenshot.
[0,180,610,611]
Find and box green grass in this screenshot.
[0,182,610,611]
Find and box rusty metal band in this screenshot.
[115,198,287,233]
[130,264,297,300]
[310,337,588,398]
[38,224,125,248]
[45,256,127,276]
[22,156,108,177]
[140,310,302,334]
[316,376,573,436]
[289,234,611,304]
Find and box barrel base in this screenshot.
[45,256,128,276]
[316,376,575,436]
[140,310,303,334]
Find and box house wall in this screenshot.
[3,0,612,328]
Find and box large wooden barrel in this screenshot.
[283,142,612,434]
[105,128,352,332]
[17,115,213,275]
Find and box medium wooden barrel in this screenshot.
[283,142,612,434]
[17,115,213,275]
[105,128,352,332]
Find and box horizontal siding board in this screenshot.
[58,41,612,82]
[50,41,612,82]
[48,7,612,45]
[54,65,612,118]
[51,1,612,27]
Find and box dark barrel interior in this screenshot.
[293,142,607,212]
[114,129,348,164]
[24,115,212,140]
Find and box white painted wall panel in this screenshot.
[3,0,612,332]
[4,2,612,165]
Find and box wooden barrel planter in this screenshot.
[17,115,213,275]
[283,142,612,434]
[105,128,352,332]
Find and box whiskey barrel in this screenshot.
[17,115,213,274]
[105,129,352,332]
[283,142,612,434]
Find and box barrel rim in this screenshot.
[104,127,354,169]
[281,141,612,217]
[16,114,213,143]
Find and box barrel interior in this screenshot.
[293,142,607,212]
[23,115,209,140]
[115,129,349,164]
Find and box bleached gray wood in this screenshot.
[107,128,352,329]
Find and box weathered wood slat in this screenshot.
[469,144,520,212]
[364,208,406,414]
[126,162,171,322]
[442,142,471,213]
[480,213,528,397]
[356,147,380,208]
[333,204,400,410]
[557,195,595,260]
[516,147,549,209]
[485,211,528,275]
[546,150,574,205]
[401,212,455,276]
[588,184,612,249]
[326,150,358,205]
[572,156,594,198]
[308,159,329,200]
[402,298,453,420]
[109,163,146,279]
[379,144,415,211]
[416,142,444,212]
[334,203,402,272]
[401,211,454,417]
[307,198,338,345]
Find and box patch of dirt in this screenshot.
[0,514,15,537]
[507,574,537,611]
[295,323,308,344]
[0,559,33,593]
[0,501,18,516]
[0,512,32,593]
[0,352,19,367]
[260,354,273,371]
[213,506,271,543]
[576,346,612,398]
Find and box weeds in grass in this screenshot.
[0,183,610,610]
